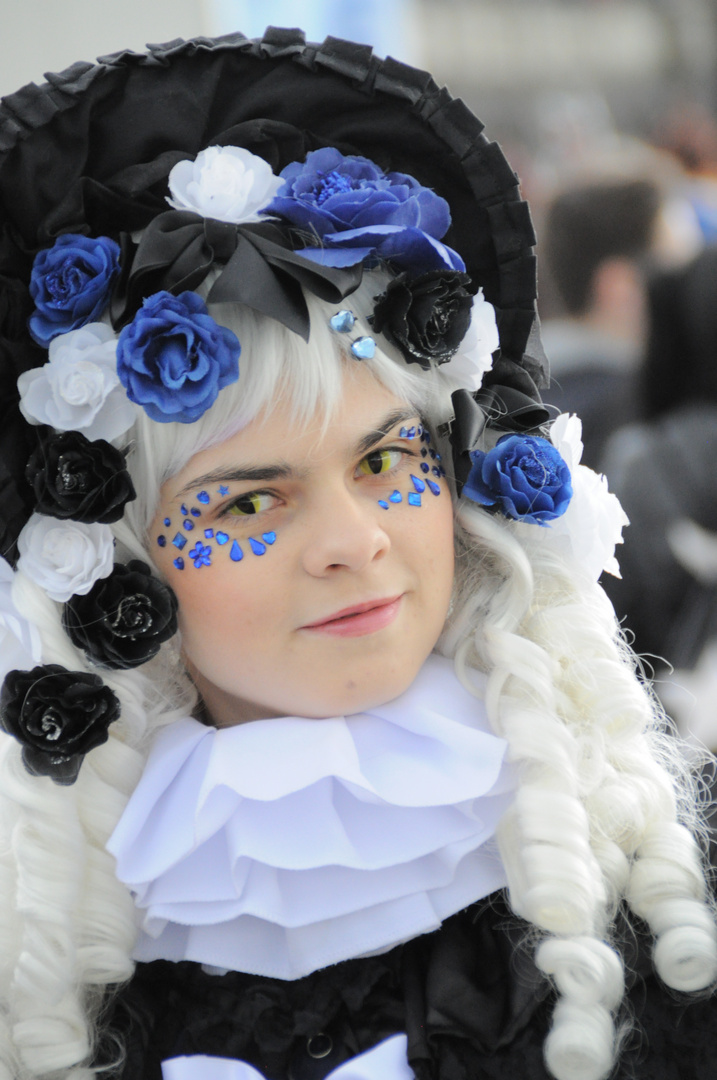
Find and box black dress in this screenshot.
[101,891,717,1080]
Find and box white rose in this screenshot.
[17,323,136,442]
[542,414,629,581]
[167,146,284,224]
[0,557,42,681]
[17,514,114,603]
[441,289,499,391]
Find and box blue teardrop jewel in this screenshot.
[389,490,402,503]
[249,537,267,556]
[230,540,244,562]
[411,474,426,493]
[350,336,376,360]
[427,479,441,496]
[216,531,229,546]
[408,492,422,507]
[378,499,389,509]
[180,504,189,516]
[163,517,171,527]
[197,491,210,504]
[262,532,276,545]
[420,462,430,474]
[330,310,356,333]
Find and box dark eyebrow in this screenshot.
[353,407,420,457]
[175,463,298,499]
[175,407,420,498]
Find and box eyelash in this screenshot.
[217,443,416,518]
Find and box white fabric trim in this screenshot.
[108,654,512,979]
[161,1035,414,1080]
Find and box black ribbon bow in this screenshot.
[111,212,363,340]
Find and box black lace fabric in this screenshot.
[98,891,717,1080]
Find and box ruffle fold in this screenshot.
[107,655,512,980]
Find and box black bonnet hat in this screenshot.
[0,27,549,560]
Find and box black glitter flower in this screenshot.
[370,270,474,369]
[63,560,178,669]
[0,664,121,785]
[26,430,136,524]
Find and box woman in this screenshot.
[0,28,713,1080]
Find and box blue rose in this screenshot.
[463,434,572,526]
[28,234,120,346]
[267,147,464,274]
[116,291,240,423]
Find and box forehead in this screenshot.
[169,365,418,488]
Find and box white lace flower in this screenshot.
[543,414,630,580]
[0,557,42,681]
[441,289,499,391]
[167,146,284,224]
[17,323,136,442]
[17,514,114,603]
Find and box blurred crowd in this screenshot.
[532,100,717,750]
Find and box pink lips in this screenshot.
[301,595,403,637]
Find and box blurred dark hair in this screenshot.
[544,179,661,314]
[642,244,717,417]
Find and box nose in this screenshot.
[301,483,390,576]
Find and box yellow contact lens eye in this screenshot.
[227,492,273,516]
[358,448,402,476]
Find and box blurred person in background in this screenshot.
[601,246,717,744]
[541,176,701,469]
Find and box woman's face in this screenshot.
[150,363,455,724]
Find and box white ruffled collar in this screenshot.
[107,654,513,980]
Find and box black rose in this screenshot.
[370,270,474,369]
[63,560,178,669]
[0,664,121,785]
[26,430,136,524]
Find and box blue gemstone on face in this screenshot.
[180,504,189,516]
[429,449,436,459]
[197,491,210,504]
[389,490,402,503]
[262,532,276,545]
[378,499,389,509]
[189,542,212,568]
[421,449,427,457]
[432,467,441,477]
[216,531,229,546]
[350,336,376,360]
[330,309,356,333]
[420,462,430,473]
[417,425,423,436]
[399,427,408,437]
[230,540,243,562]
[204,529,214,539]
[249,536,267,556]
[218,485,229,496]
[157,535,167,547]
[411,474,426,493]
[190,508,201,518]
[427,479,441,495]
[407,426,416,439]
[183,520,194,530]
[172,533,187,550]
[408,492,422,507]
[163,517,171,527]
[173,557,184,570]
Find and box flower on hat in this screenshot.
[167,145,284,224]
[463,434,572,526]
[267,147,465,274]
[370,270,474,370]
[440,289,500,391]
[28,234,120,347]
[0,663,121,785]
[17,323,137,442]
[17,513,114,603]
[116,291,241,424]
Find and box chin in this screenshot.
[292,661,427,719]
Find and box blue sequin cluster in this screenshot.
[155,485,279,570]
[377,426,443,510]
